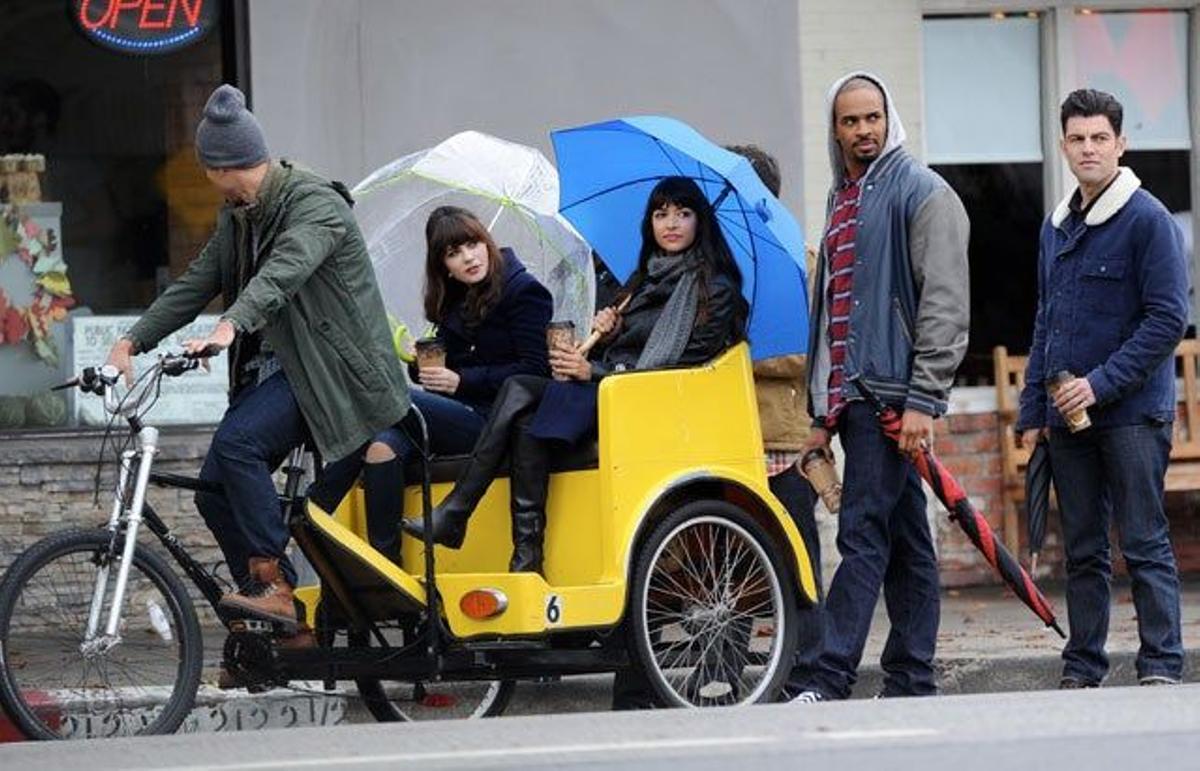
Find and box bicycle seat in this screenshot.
[402,441,599,485]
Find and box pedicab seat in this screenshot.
[402,441,599,486]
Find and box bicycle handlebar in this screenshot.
[56,352,210,417]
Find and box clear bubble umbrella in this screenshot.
[352,131,595,341]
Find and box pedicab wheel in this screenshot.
[0,529,203,739]
[347,627,515,721]
[629,500,799,708]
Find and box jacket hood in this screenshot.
[825,71,907,189]
[499,247,526,281]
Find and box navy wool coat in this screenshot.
[436,249,553,413]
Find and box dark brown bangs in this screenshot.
[426,207,491,263]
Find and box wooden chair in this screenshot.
[994,340,1200,557]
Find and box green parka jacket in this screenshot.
[127,160,410,462]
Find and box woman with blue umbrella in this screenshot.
[403,177,746,575]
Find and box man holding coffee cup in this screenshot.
[1016,89,1190,689]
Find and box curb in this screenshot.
[4,649,1196,739]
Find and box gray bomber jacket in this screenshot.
[807,147,970,420]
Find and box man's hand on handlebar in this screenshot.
[106,337,137,387]
[182,319,236,362]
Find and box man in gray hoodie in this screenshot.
[792,73,970,702]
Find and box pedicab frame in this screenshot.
[287,343,819,708]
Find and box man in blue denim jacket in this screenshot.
[1017,89,1189,688]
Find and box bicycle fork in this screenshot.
[82,426,160,654]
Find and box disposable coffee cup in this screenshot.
[547,321,576,381]
[414,337,446,370]
[546,320,576,352]
[1046,370,1091,433]
[800,447,842,513]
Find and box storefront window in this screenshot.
[0,0,244,431]
[923,13,1045,383]
[1073,9,1194,333]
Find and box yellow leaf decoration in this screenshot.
[36,272,72,297]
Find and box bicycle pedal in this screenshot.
[229,619,275,634]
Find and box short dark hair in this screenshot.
[1060,89,1123,135]
[725,143,781,197]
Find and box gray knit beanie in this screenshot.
[195,85,269,169]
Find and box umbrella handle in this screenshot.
[577,294,632,355]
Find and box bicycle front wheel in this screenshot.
[0,529,203,739]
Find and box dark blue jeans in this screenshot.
[195,371,310,590]
[804,402,940,699]
[1048,422,1183,684]
[773,467,825,698]
[314,388,488,511]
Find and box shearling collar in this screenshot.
[1051,167,1141,228]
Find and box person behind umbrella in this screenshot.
[104,85,410,631]
[722,143,824,698]
[404,176,747,573]
[790,72,970,704]
[1016,89,1189,689]
[312,206,553,563]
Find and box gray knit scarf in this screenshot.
[634,249,702,370]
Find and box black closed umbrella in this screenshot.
[1025,438,1054,574]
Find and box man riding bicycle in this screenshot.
[106,84,409,632]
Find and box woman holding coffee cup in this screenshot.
[315,206,553,564]
[405,177,747,575]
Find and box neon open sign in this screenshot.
[71,0,220,55]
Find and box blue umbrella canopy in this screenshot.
[551,116,809,360]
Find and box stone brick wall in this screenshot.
[932,413,1041,587]
[0,429,223,608]
[931,412,1200,587]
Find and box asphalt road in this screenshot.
[3,684,1199,770]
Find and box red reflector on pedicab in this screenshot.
[460,589,508,619]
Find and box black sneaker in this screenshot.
[1058,676,1099,690]
[790,690,826,704]
[1139,675,1181,686]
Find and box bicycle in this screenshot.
[1,344,818,739]
[0,353,512,740]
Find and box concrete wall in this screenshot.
[249,0,807,220]
[795,0,925,244]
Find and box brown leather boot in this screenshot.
[218,557,298,629]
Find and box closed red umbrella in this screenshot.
[851,378,1065,638]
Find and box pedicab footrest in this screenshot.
[302,500,428,618]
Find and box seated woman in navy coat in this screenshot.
[404,177,747,574]
[314,205,553,563]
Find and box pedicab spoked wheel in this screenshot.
[0,529,203,739]
[630,501,798,707]
[347,625,515,721]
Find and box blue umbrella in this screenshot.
[551,116,808,360]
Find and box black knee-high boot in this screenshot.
[363,458,404,566]
[402,376,549,548]
[508,415,549,574]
